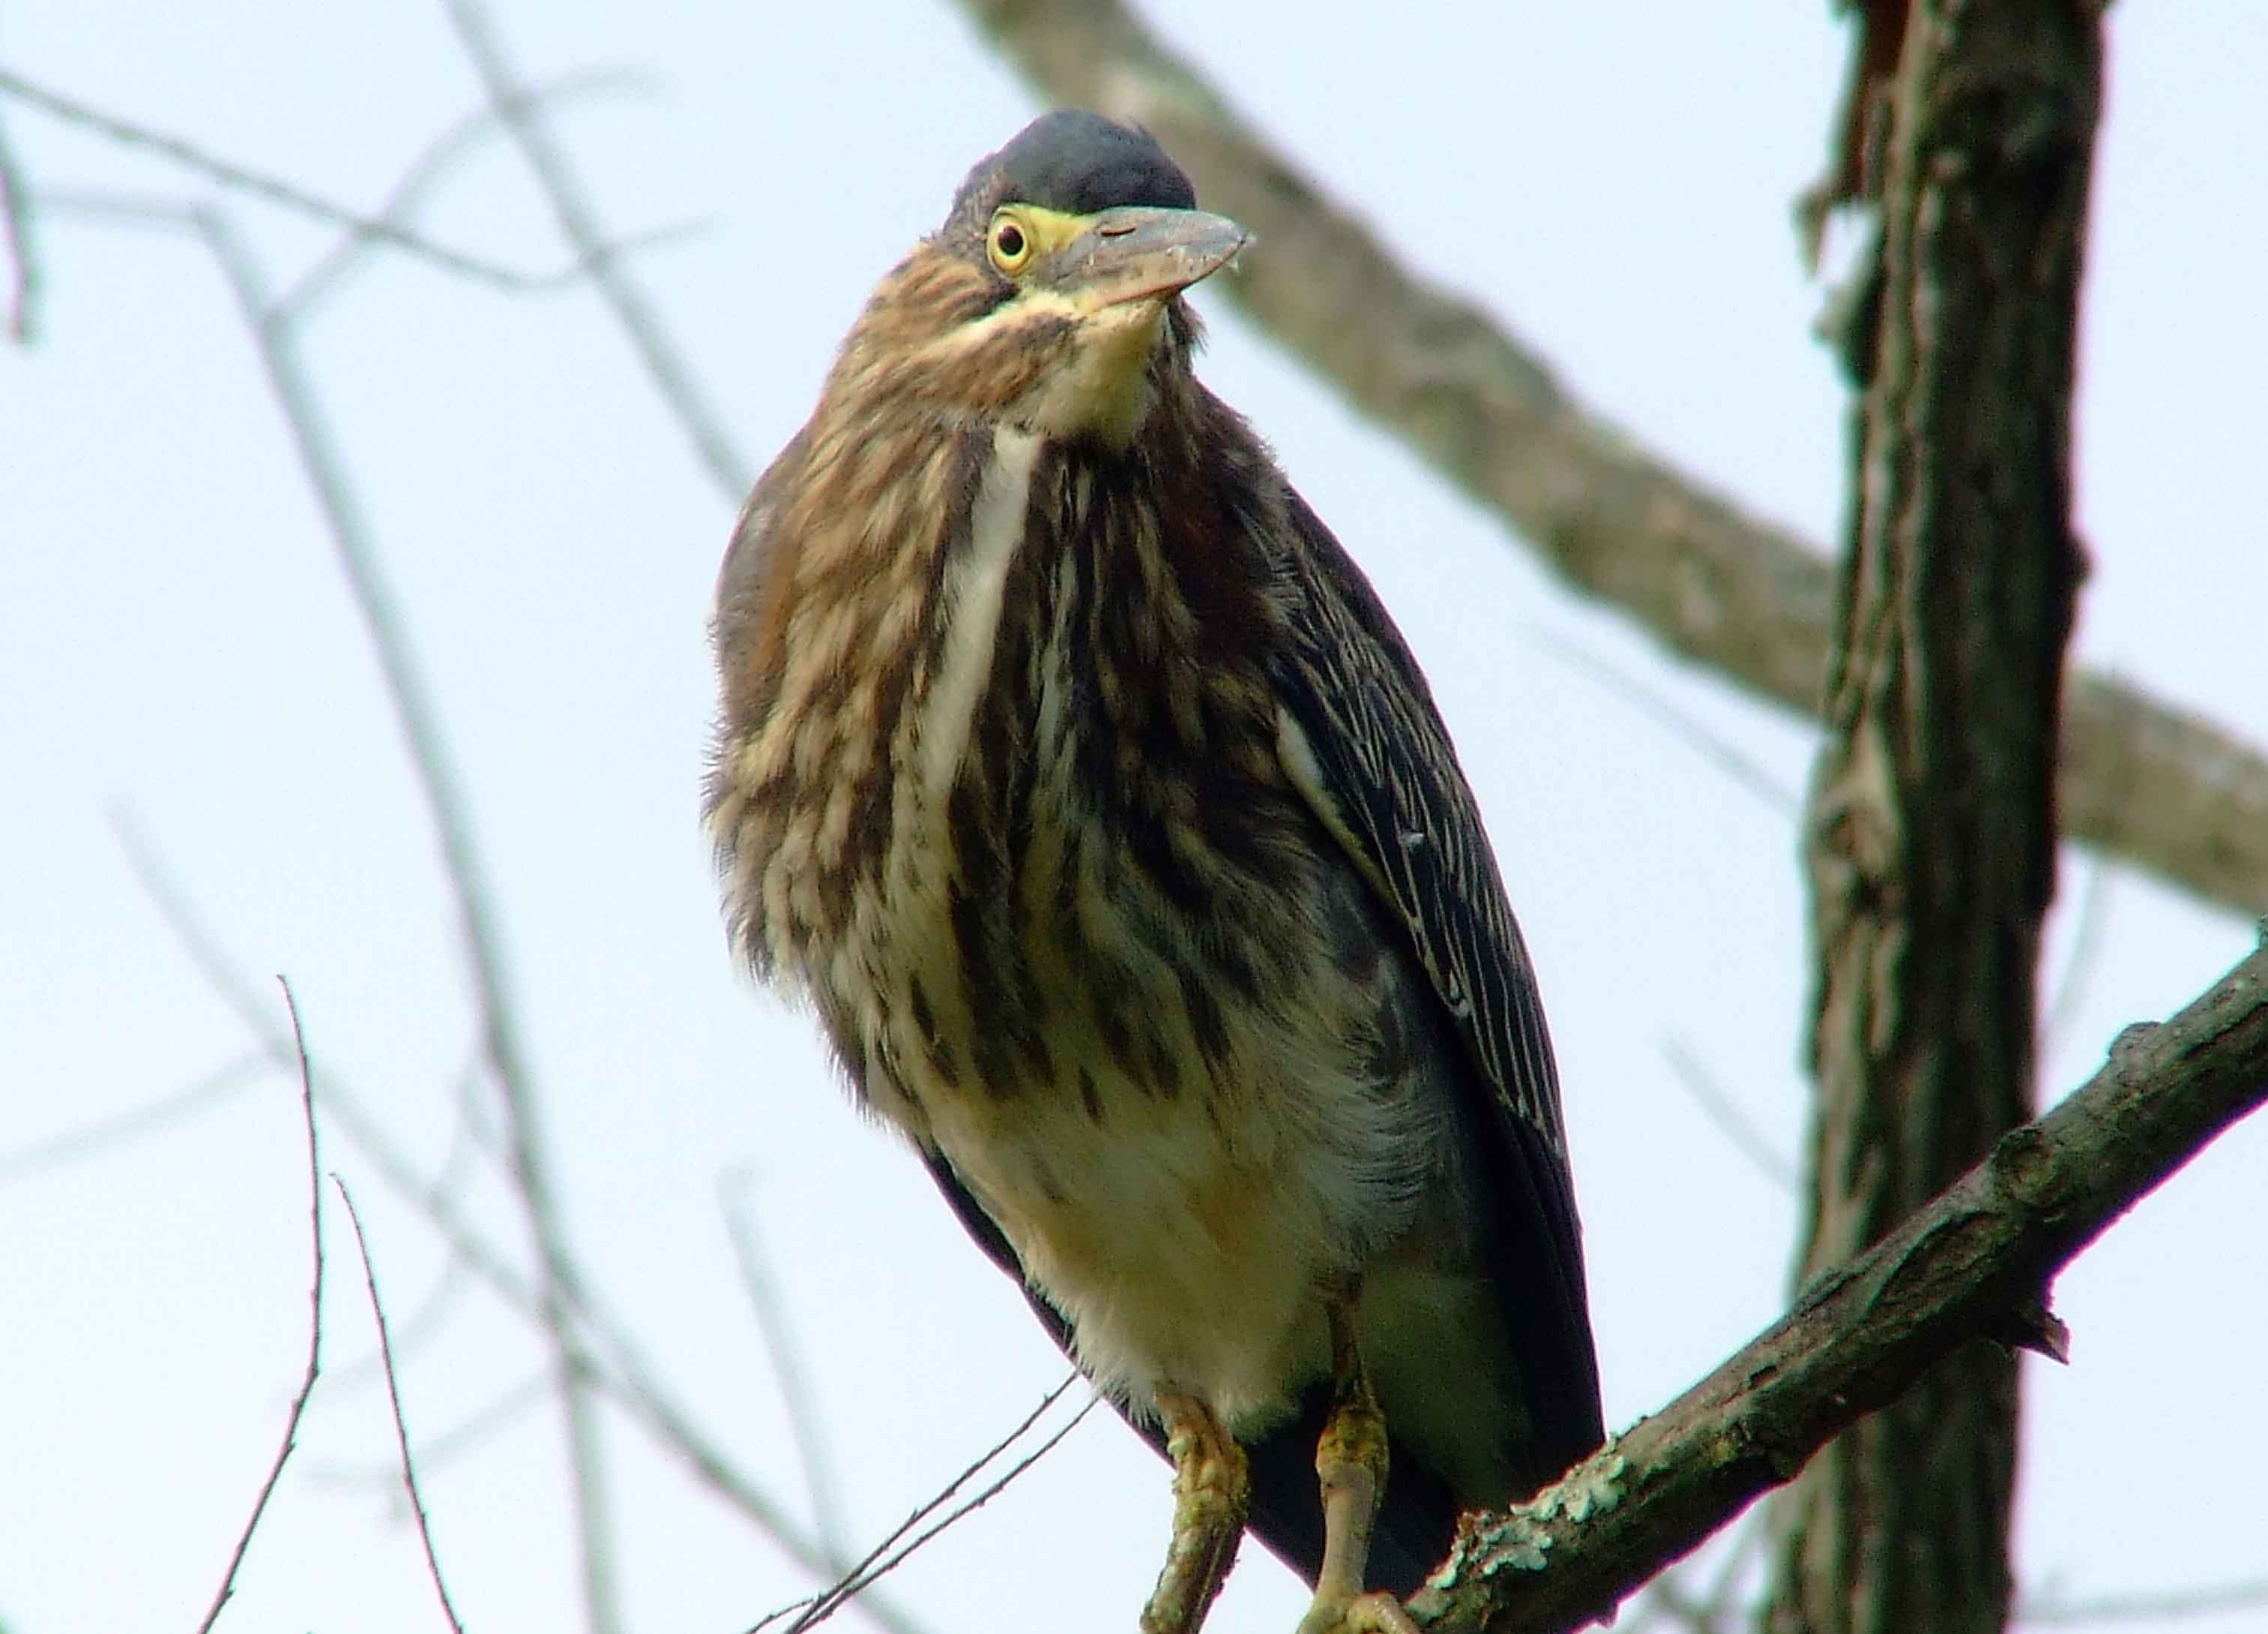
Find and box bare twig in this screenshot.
[438,0,752,495]
[753,1372,1096,1634]
[311,1369,553,1495]
[2017,1575,2268,1626]
[325,1055,486,1390]
[0,97,35,340]
[194,979,322,1634]
[274,67,655,322]
[325,1249,472,1393]
[1660,1037,1795,1193]
[52,194,620,1633]
[0,66,582,291]
[722,1172,854,1570]
[182,196,624,1634]
[1536,632,1800,817]
[779,1391,1100,1634]
[334,1177,469,1634]
[113,812,931,1634]
[0,1048,268,1182]
[2042,855,2114,1052]
[944,0,2268,921]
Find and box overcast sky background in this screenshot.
[3,4,2264,1633]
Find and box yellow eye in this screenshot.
[989,211,1033,274]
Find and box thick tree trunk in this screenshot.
[1769,4,2100,1632]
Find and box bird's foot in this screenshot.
[1297,1298,1413,1634]
[1296,1589,1422,1634]
[1139,1391,1249,1634]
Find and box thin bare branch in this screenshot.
[325,1247,474,1393]
[1536,632,1800,817]
[0,1048,268,1182]
[114,812,932,1634]
[2042,856,2114,1052]
[310,1369,553,1494]
[325,1055,486,1390]
[1660,1037,1795,1193]
[438,0,752,495]
[334,1177,468,1634]
[2017,1576,2268,1627]
[55,199,618,1632]
[275,67,654,322]
[0,67,590,291]
[0,97,35,340]
[179,196,621,1634]
[753,1372,1095,1634]
[779,1392,1101,1634]
[944,0,2268,921]
[195,979,322,1634]
[722,1172,855,1570]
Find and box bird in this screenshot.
[705,109,1603,1633]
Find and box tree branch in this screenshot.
[195,980,323,1634]
[113,810,936,1634]
[944,0,2268,920]
[190,199,626,1634]
[438,0,753,496]
[0,67,608,292]
[0,94,37,341]
[1398,942,2268,1631]
[335,1177,470,1634]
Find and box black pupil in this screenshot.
[996,223,1025,259]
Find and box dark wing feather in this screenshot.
[1264,485,1605,1486]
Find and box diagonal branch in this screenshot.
[112,809,934,1634]
[1401,944,2268,1631]
[943,0,2268,920]
[272,67,658,322]
[335,1176,471,1634]
[438,0,753,495]
[0,94,36,340]
[0,67,599,292]
[723,1173,857,1573]
[172,198,622,1634]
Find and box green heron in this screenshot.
[707,110,1603,1633]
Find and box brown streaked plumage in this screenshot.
[707,110,1603,1633]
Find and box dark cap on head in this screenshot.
[949,110,1198,224]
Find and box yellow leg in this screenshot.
[1139,1391,1249,1634]
[1295,1301,1420,1634]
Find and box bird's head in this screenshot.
[823,110,1249,447]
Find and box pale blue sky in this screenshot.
[2,4,2263,1633]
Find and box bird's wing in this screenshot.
[1264,484,1605,1481]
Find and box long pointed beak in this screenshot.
[1046,207,1251,310]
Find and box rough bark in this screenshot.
[1401,942,2268,1632]
[1769,5,2100,1632]
[947,0,2268,921]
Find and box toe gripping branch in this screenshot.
[1299,1298,1421,1634]
[1139,1296,1420,1634]
[1141,1391,1251,1634]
